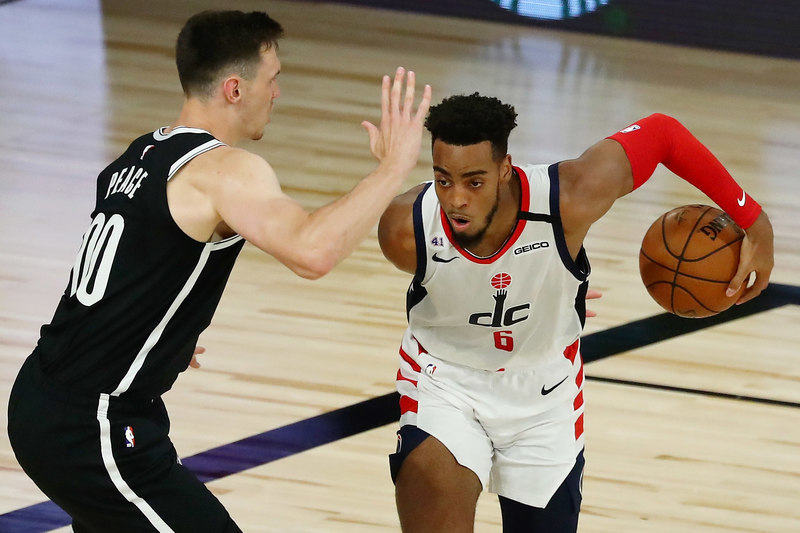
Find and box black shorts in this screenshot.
[7,354,241,533]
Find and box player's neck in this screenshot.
[169,99,241,145]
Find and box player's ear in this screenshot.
[221,77,241,103]
[500,154,513,183]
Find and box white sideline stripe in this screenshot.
[111,243,212,396]
[97,394,175,532]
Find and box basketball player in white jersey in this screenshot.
[8,10,430,532]
[378,93,773,532]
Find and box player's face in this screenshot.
[432,140,509,249]
[241,46,281,140]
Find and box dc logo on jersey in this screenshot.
[468,272,530,327]
[124,426,135,448]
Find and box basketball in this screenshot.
[639,204,745,318]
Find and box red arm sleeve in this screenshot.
[607,113,762,229]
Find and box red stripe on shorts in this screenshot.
[396,369,418,386]
[563,339,579,363]
[399,347,421,372]
[573,390,584,410]
[574,413,584,439]
[399,394,418,415]
[416,340,428,355]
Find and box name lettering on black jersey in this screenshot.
[104,165,149,200]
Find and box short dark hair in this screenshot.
[176,10,284,98]
[425,93,518,160]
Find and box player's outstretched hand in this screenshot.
[362,67,432,174]
[727,211,774,304]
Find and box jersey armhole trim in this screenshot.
[548,163,590,281]
[406,183,431,318]
[167,140,225,180]
[412,182,431,281]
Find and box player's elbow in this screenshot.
[287,250,338,280]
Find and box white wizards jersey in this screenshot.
[405,163,590,371]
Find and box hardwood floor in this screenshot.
[1,0,798,531]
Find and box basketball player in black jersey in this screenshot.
[7,10,430,532]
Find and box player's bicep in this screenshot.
[560,139,635,228]
[378,186,421,274]
[213,152,309,256]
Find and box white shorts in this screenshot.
[395,329,585,508]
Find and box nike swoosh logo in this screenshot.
[432,253,458,263]
[737,191,746,207]
[541,376,569,395]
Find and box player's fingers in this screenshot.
[415,84,432,123]
[391,67,404,117]
[403,70,415,119]
[736,273,769,304]
[379,75,390,133]
[361,121,380,156]
[585,289,603,300]
[726,258,756,297]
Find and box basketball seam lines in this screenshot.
[665,209,705,312]
[648,282,718,313]
[656,236,745,263]
[639,250,735,284]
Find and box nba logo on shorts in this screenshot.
[124,426,135,448]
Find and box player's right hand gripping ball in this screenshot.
[639,204,745,318]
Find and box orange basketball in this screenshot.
[639,204,745,318]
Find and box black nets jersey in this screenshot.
[34,127,245,398]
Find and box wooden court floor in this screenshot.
[1,0,798,531]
